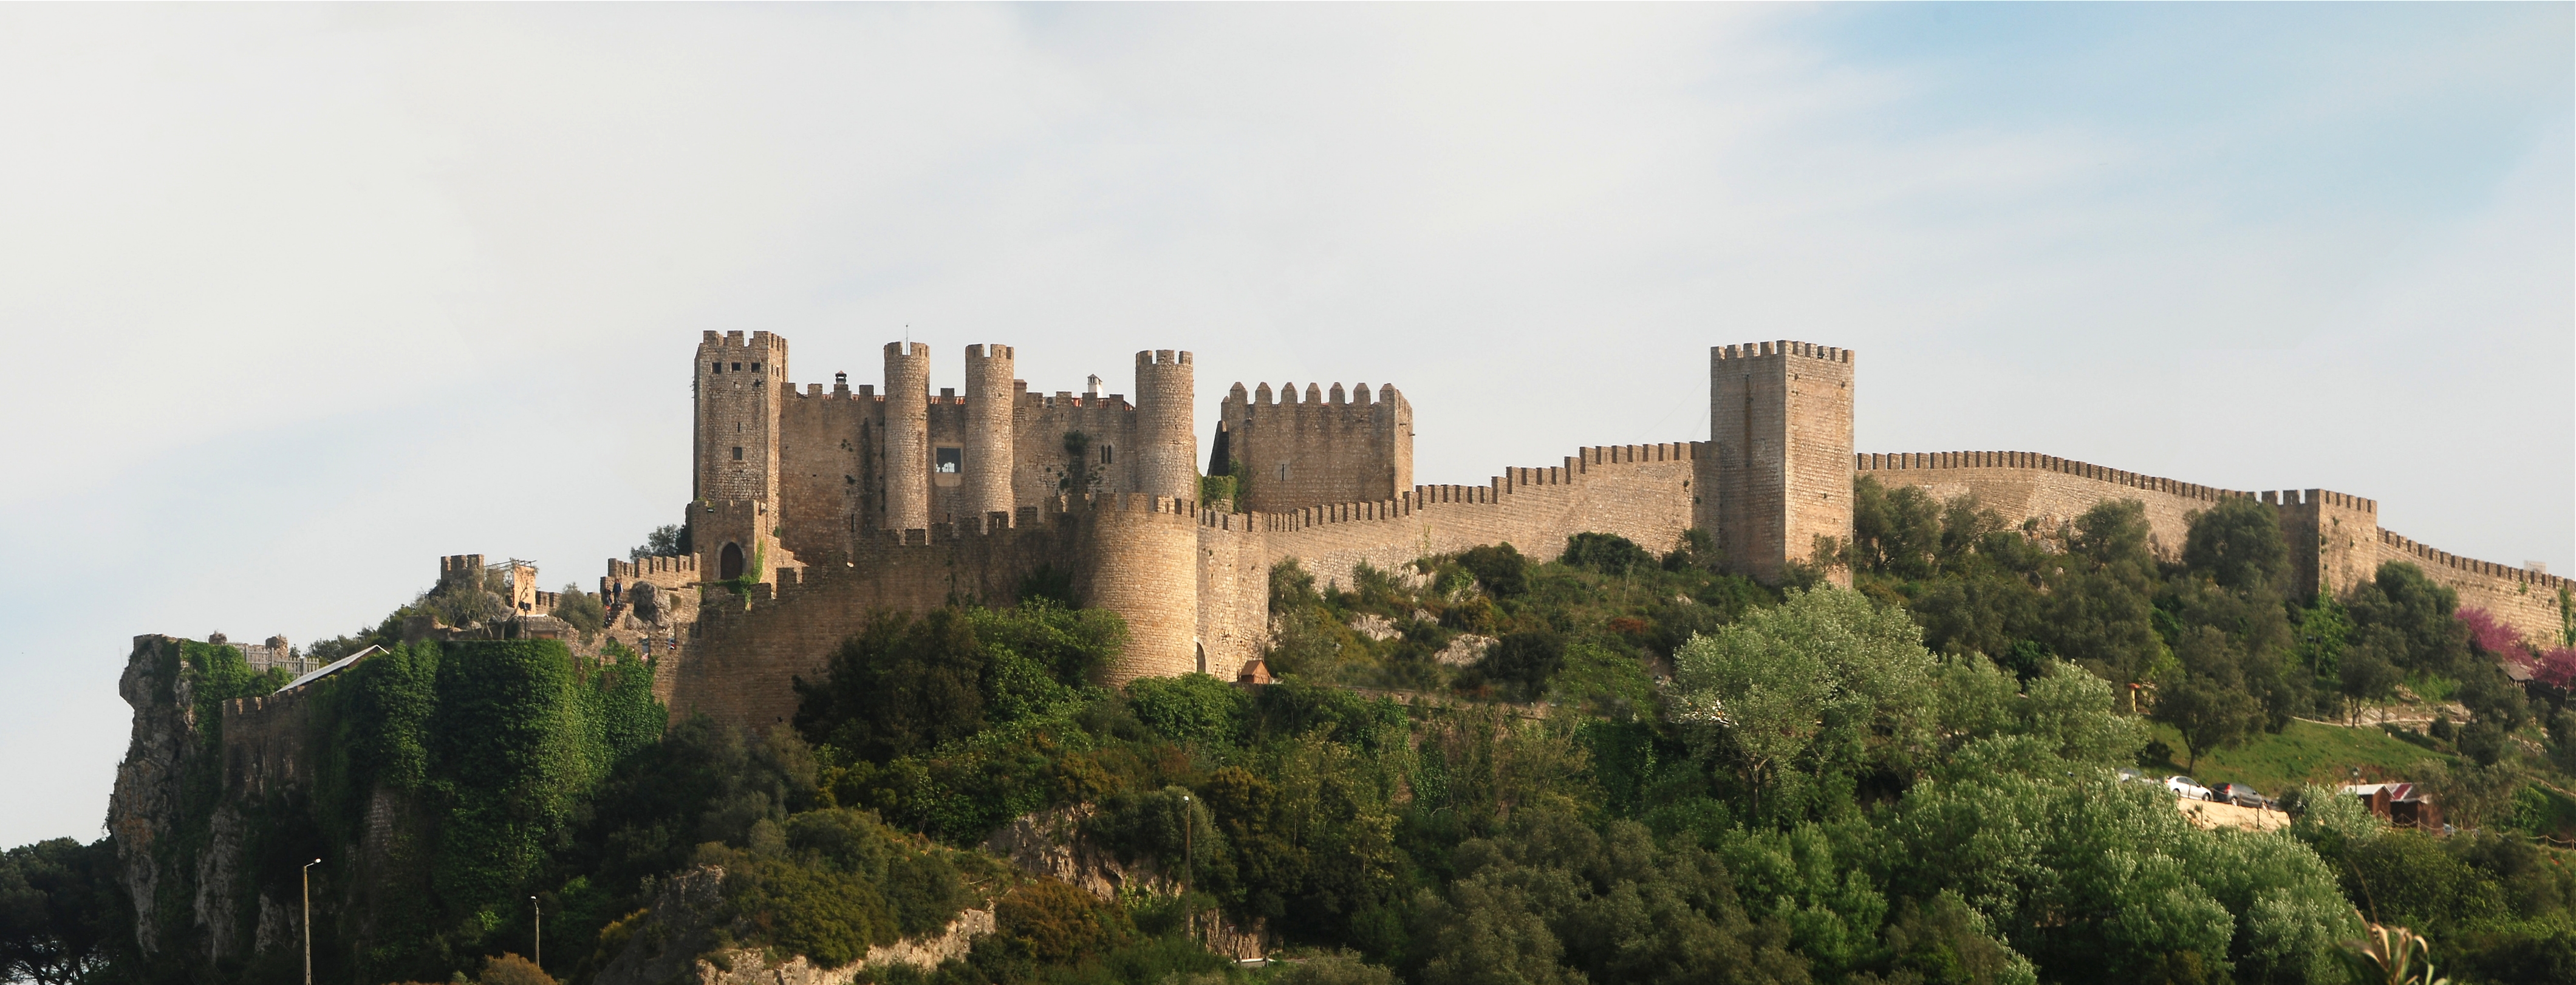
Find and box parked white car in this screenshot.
[2166,775,2214,801]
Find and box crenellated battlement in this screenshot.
[1855,451,2255,504]
[1234,380,1407,409]
[1220,377,1415,513]
[608,555,699,579]
[647,327,2567,736]
[700,329,788,352]
[2257,488,2378,514]
[1247,440,1702,534]
[1714,339,1853,364]
[220,687,312,723]
[2380,528,2569,591]
[437,554,485,589]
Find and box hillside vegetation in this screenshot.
[12,482,2576,983]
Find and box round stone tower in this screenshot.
[1081,494,1201,683]
[1132,349,1197,501]
[963,344,1016,528]
[883,341,931,532]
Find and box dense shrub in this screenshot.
[1561,533,1655,576]
[1458,544,1530,598]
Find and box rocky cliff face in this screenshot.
[983,806,1270,961]
[105,634,307,967]
[105,635,201,958]
[592,867,996,985]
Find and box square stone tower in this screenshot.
[1706,341,1854,585]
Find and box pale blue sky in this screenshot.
[1,3,2566,846]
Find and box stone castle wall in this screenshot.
[1709,343,1853,585]
[653,330,2564,737]
[661,442,1706,733]
[666,496,1217,731]
[1260,443,1700,593]
[2377,528,2571,649]
[218,687,316,799]
[1856,451,2248,560]
[1220,381,1413,513]
[1859,451,2571,646]
[1195,511,1271,678]
[714,336,1200,574]
[695,332,787,505]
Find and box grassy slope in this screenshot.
[2139,718,2456,793]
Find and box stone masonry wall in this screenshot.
[1221,381,1413,513]
[1260,443,1701,593]
[1196,513,1270,681]
[1709,343,1853,585]
[1081,495,1203,683]
[777,385,876,564]
[668,443,1698,735]
[1012,390,1140,506]
[668,497,1222,731]
[695,331,785,505]
[218,689,315,799]
[671,508,1078,731]
[2379,528,2572,650]
[1858,451,2571,646]
[1856,451,2246,560]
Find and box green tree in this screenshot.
[552,584,606,639]
[1469,632,1566,703]
[1884,769,2358,984]
[1273,951,1401,985]
[630,522,688,559]
[1851,476,1943,580]
[2182,496,2289,592]
[0,837,123,985]
[1935,493,2010,574]
[2346,562,2472,677]
[1562,533,1656,576]
[2151,627,2264,772]
[2292,595,2353,688]
[1458,544,1531,598]
[1910,573,2045,663]
[430,640,600,907]
[1670,588,1936,820]
[2339,629,2407,725]
[2453,663,2528,732]
[792,609,989,762]
[2037,501,2164,684]
[996,881,1131,964]
[1126,673,1248,749]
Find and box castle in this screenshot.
[616,331,2571,732]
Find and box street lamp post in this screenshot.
[302,858,321,985]
[1179,794,1193,941]
[530,896,542,970]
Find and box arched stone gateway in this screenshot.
[719,542,744,581]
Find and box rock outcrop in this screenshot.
[983,806,1271,960]
[106,635,214,958]
[593,866,995,985]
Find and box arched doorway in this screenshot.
[719,542,745,581]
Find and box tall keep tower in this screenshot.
[1707,341,1854,585]
[1132,350,1197,500]
[695,330,788,505]
[883,342,932,532]
[963,344,1017,527]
